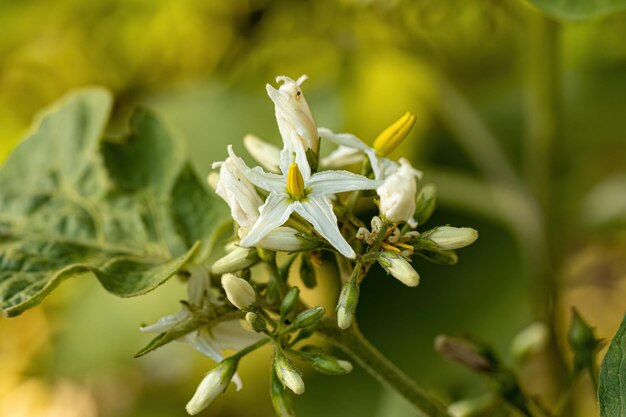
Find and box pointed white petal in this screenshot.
[140,307,190,333]
[308,170,382,196]
[243,134,281,173]
[210,320,264,352]
[279,141,311,180]
[226,145,284,192]
[294,197,356,259]
[239,194,295,247]
[186,265,211,306]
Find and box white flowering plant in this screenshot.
[0,76,479,416]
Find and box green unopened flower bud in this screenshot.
[271,368,296,417]
[221,273,256,310]
[510,322,549,364]
[274,350,305,395]
[280,287,300,319]
[293,306,325,329]
[297,349,353,376]
[421,226,478,250]
[299,255,317,288]
[336,280,359,330]
[378,251,420,287]
[245,311,266,333]
[568,308,602,371]
[414,184,437,226]
[185,358,238,415]
[211,247,260,275]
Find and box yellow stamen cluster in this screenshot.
[380,241,414,254]
[286,162,306,200]
[372,112,416,156]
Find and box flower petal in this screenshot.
[226,145,284,192]
[294,196,356,259]
[239,194,295,247]
[320,145,364,169]
[308,170,382,196]
[243,134,281,173]
[140,307,190,334]
[186,265,211,306]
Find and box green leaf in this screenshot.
[0,89,227,317]
[526,0,626,20]
[599,312,626,417]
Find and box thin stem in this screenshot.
[317,320,450,417]
[232,337,271,360]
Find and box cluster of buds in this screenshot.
[140,74,478,416]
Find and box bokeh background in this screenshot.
[1,0,626,416]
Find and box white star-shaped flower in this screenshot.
[229,145,381,259]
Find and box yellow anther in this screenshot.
[380,242,402,253]
[286,162,306,200]
[372,112,416,156]
[395,242,414,251]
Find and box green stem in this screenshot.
[232,337,271,360]
[318,320,450,417]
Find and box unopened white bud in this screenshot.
[378,251,420,287]
[211,247,260,275]
[336,280,359,330]
[221,273,256,310]
[376,159,422,227]
[274,352,305,395]
[510,322,549,363]
[425,226,478,250]
[185,359,237,415]
[256,227,320,252]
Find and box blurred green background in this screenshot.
[1,0,625,416]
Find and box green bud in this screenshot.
[271,368,296,417]
[293,306,325,329]
[299,255,317,288]
[414,184,437,226]
[185,357,238,415]
[420,226,478,250]
[336,280,359,330]
[274,350,305,395]
[568,308,603,371]
[297,348,353,376]
[211,247,260,275]
[280,287,300,319]
[245,311,266,333]
[434,335,498,374]
[378,251,420,287]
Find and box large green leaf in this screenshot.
[599,312,626,416]
[526,0,626,20]
[0,89,227,317]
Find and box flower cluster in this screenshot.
[141,75,478,416]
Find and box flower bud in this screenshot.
[243,134,281,172]
[280,287,300,319]
[245,311,266,333]
[298,349,353,376]
[421,226,478,250]
[293,306,325,329]
[376,159,422,227]
[378,251,420,287]
[221,274,256,310]
[373,112,416,156]
[435,335,498,374]
[336,280,359,330]
[414,184,437,226]
[185,358,238,415]
[257,227,320,252]
[271,369,296,417]
[274,350,305,395]
[510,322,548,364]
[568,308,603,371]
[211,247,260,275]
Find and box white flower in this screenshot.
[212,151,317,253]
[221,273,256,310]
[266,75,319,172]
[228,145,381,259]
[141,265,261,391]
[376,158,422,226]
[185,358,238,415]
